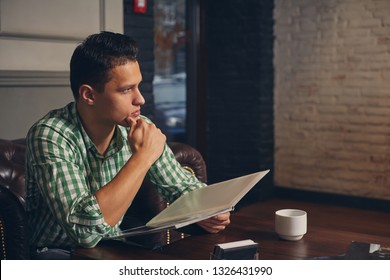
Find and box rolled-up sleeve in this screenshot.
[147,144,207,203]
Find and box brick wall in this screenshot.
[205,0,275,203]
[274,0,390,200]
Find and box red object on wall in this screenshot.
[133,0,147,14]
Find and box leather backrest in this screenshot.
[0,139,26,206]
[0,139,29,259]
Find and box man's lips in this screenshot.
[132,110,141,118]
[124,111,141,127]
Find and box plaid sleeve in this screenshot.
[28,123,118,247]
[147,144,207,203]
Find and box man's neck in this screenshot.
[76,102,115,156]
[88,126,115,156]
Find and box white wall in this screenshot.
[0,0,123,139]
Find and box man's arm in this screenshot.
[26,125,116,248]
[95,117,166,226]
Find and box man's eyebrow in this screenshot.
[118,83,136,90]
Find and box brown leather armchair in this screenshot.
[0,138,207,259]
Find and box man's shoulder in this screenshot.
[27,102,80,142]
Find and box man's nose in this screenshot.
[133,89,145,105]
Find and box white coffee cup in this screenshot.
[275,209,307,241]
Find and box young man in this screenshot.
[25,31,230,259]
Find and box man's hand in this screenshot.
[127,117,166,166]
[96,117,166,226]
[197,212,231,233]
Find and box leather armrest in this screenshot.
[168,142,207,183]
[0,185,29,259]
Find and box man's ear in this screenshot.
[79,84,95,105]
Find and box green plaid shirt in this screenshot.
[25,102,205,248]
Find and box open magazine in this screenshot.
[102,169,270,239]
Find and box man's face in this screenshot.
[93,61,145,127]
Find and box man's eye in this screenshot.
[123,87,132,93]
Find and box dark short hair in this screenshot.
[70,31,138,99]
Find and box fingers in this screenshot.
[127,118,166,164]
[197,220,228,233]
[128,118,149,140]
[212,212,231,222]
[197,212,231,233]
[127,117,137,137]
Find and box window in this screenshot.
[153,0,187,143]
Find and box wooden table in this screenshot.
[71,198,390,260]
